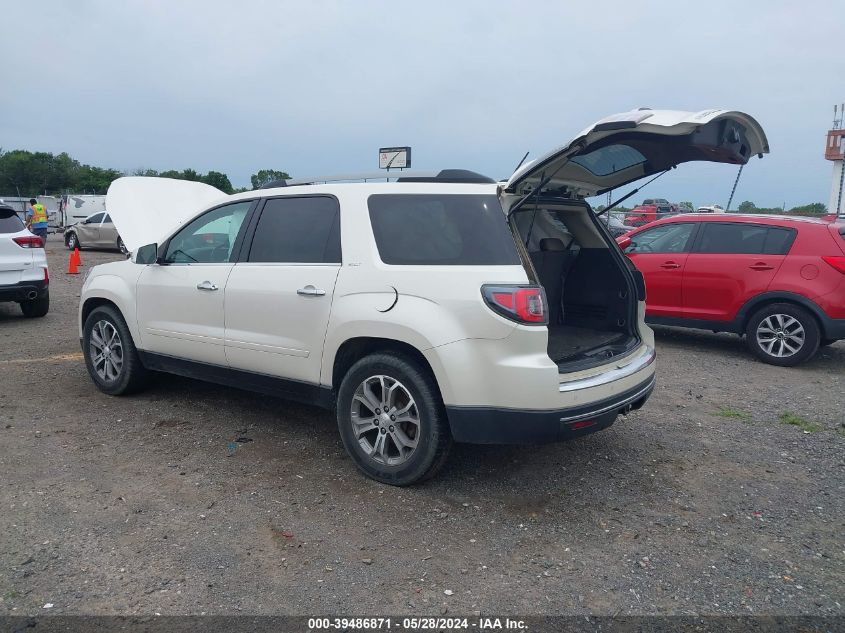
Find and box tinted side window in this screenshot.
[247,196,341,263]
[762,227,797,255]
[87,212,105,224]
[368,194,519,265]
[164,201,252,263]
[103,214,112,223]
[625,223,695,254]
[0,208,24,233]
[696,223,791,255]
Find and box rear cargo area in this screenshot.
[511,202,639,370]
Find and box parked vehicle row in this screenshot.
[619,214,845,366]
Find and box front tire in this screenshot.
[82,305,149,395]
[20,291,49,318]
[65,232,79,250]
[336,353,452,486]
[117,237,128,255]
[745,303,820,367]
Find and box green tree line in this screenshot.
[737,201,828,216]
[0,149,289,196]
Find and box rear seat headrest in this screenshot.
[539,237,566,251]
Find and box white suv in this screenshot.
[79,109,768,485]
[0,204,50,317]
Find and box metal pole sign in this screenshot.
[379,147,411,170]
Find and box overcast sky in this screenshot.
[1,1,842,208]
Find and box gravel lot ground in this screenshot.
[1,237,843,617]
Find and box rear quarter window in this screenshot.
[696,223,796,255]
[0,208,24,233]
[367,194,520,265]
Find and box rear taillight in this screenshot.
[13,236,44,248]
[43,267,49,286]
[481,285,547,324]
[822,256,845,274]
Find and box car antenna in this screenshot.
[596,168,674,217]
[512,151,530,175]
[725,164,744,212]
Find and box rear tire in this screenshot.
[745,303,820,367]
[20,291,49,318]
[82,305,149,395]
[117,237,127,254]
[336,353,452,486]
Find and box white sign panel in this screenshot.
[379,147,411,169]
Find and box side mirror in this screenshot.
[616,235,632,251]
[136,243,158,264]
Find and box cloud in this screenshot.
[1,0,841,207]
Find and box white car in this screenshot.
[79,109,768,485]
[0,204,50,317]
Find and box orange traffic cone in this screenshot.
[67,250,80,274]
[73,247,83,267]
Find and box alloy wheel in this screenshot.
[756,313,805,358]
[89,319,124,381]
[350,375,420,466]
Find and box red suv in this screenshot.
[618,214,845,366]
[623,201,675,227]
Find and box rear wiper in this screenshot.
[596,167,674,217]
[506,155,579,219]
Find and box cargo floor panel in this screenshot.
[547,325,628,365]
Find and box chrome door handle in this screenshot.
[297,285,326,297]
[196,281,218,291]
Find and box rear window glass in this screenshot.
[368,194,519,265]
[762,227,797,255]
[569,144,646,176]
[696,223,796,255]
[0,208,24,233]
[248,196,341,263]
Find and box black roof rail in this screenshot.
[396,169,496,184]
[257,169,495,189]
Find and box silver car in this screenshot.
[64,212,127,253]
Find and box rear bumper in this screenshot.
[0,279,48,302]
[446,375,655,444]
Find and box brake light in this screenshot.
[482,285,547,324]
[822,256,845,274]
[13,236,44,248]
[43,267,49,286]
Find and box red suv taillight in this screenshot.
[822,256,845,275]
[481,285,547,324]
[13,236,44,248]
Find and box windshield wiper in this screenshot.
[169,248,197,263]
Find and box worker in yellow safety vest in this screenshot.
[26,198,49,246]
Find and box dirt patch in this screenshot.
[0,236,843,616]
